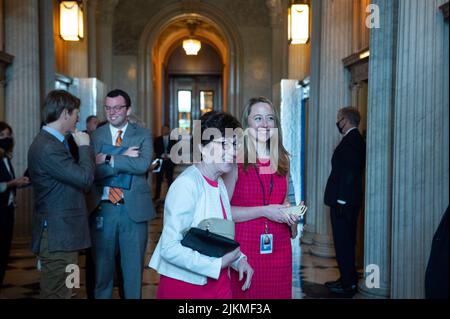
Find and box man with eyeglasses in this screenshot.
[86,89,156,299]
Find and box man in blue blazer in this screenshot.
[87,89,156,299]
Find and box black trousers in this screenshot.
[154,160,174,199]
[330,204,360,288]
[0,204,14,287]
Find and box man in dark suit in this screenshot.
[28,90,95,298]
[153,125,175,202]
[86,89,156,299]
[324,106,366,295]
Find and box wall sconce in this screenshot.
[288,0,309,45]
[59,1,84,41]
[182,20,201,55]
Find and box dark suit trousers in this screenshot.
[85,247,124,299]
[154,160,174,199]
[0,204,14,287]
[330,205,360,288]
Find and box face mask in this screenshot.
[0,137,13,152]
[336,120,344,135]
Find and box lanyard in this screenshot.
[254,165,273,206]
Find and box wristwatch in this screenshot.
[105,154,111,165]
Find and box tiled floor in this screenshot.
[1,222,355,299]
[0,175,359,299]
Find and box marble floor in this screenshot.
[0,177,360,299]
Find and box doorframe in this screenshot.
[168,75,222,131]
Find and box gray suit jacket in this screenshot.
[28,130,95,254]
[86,122,156,222]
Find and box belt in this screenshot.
[100,198,125,205]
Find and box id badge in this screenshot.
[96,215,104,231]
[260,234,273,254]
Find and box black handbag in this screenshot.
[181,227,240,258]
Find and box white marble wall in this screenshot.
[5,0,41,241]
[96,0,119,91]
[39,0,56,99]
[112,55,138,119]
[390,0,449,299]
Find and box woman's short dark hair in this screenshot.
[106,89,131,108]
[43,90,80,124]
[199,111,242,146]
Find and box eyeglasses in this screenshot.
[212,139,242,150]
[104,105,127,112]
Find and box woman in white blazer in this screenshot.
[149,111,253,299]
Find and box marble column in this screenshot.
[309,0,353,258]
[266,0,289,110]
[5,0,41,242]
[96,0,119,91]
[390,0,449,299]
[39,0,56,99]
[88,0,98,78]
[302,0,322,246]
[357,0,398,299]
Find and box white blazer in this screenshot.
[149,165,245,285]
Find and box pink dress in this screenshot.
[156,175,232,299]
[230,161,292,299]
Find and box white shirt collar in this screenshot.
[109,122,128,141]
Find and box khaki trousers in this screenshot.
[38,229,78,299]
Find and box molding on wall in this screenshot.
[343,47,369,84]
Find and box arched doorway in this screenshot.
[137,3,243,136]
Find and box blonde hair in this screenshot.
[240,97,289,176]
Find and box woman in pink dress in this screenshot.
[224,97,299,299]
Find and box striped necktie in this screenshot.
[109,130,123,204]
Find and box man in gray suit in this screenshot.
[87,89,155,299]
[28,90,95,299]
